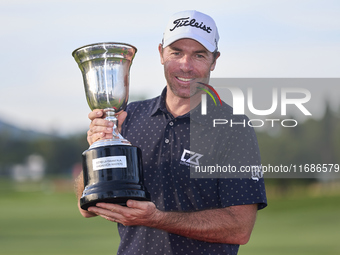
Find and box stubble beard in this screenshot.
[166,74,210,99]
[167,81,198,99]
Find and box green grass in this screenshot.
[1,181,340,255]
[0,184,120,255]
[241,194,340,255]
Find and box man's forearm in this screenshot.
[74,172,84,200]
[88,199,258,244]
[151,204,257,244]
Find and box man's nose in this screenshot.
[179,55,194,72]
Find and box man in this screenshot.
[75,10,267,255]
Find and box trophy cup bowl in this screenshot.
[72,42,150,210]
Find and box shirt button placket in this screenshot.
[165,121,174,144]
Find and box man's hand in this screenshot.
[88,200,258,245]
[88,200,161,226]
[87,109,127,146]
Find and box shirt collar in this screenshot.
[150,86,168,117]
[149,86,215,126]
[190,96,217,126]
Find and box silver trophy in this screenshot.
[72,42,150,210]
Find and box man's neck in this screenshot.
[165,87,202,118]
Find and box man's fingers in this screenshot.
[88,109,104,121]
[89,118,113,129]
[126,199,144,209]
[95,203,126,213]
[86,109,127,146]
[87,114,114,145]
[88,124,113,135]
[88,206,123,222]
[87,131,105,145]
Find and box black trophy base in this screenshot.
[80,189,150,210]
[80,145,150,211]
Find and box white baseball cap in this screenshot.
[162,10,219,52]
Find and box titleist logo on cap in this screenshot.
[170,17,212,33]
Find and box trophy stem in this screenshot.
[104,108,121,140]
[102,108,131,145]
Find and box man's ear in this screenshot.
[158,43,164,65]
[210,51,220,71]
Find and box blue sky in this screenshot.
[0,0,339,135]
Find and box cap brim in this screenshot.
[163,33,216,52]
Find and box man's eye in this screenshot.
[196,54,205,58]
[172,52,180,56]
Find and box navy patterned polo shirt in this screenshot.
[119,87,267,255]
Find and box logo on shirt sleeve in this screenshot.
[180,149,203,167]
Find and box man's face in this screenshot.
[159,39,219,99]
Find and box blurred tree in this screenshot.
[256,101,340,191]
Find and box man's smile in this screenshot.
[176,77,194,82]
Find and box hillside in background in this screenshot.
[0,119,58,141]
[0,118,88,178]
